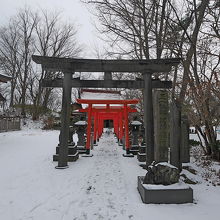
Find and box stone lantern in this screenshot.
[75,120,87,152]
[130,120,142,146]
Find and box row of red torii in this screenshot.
[77,98,139,154]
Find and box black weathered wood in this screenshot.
[32,55,181,73]
[41,78,172,89]
[56,72,73,169]
[170,101,182,170]
[143,73,155,166]
[104,71,112,80]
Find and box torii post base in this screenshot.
[82,149,93,157]
[123,149,134,157]
[55,165,69,169]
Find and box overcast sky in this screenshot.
[0,0,103,57]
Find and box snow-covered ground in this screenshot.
[0,128,220,220]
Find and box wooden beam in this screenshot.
[41,78,172,89]
[77,99,139,105]
[32,55,181,73]
[79,108,137,113]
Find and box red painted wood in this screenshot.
[86,104,92,150]
[124,104,130,150]
[93,112,97,143]
[76,99,138,149]
[119,112,124,140]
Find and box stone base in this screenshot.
[56,146,77,155]
[139,146,146,154]
[130,145,139,155]
[82,154,93,157]
[137,176,193,204]
[53,152,79,162]
[137,153,146,162]
[123,153,134,157]
[76,146,87,154]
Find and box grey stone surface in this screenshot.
[143,73,154,166]
[132,131,139,146]
[170,101,182,170]
[53,152,79,162]
[143,162,179,185]
[138,176,193,204]
[153,90,169,162]
[77,131,86,146]
[181,115,190,163]
[56,146,77,155]
[139,146,146,154]
[137,153,146,162]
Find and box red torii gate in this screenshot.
[77,99,138,155]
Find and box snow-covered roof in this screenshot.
[75,121,87,125]
[131,121,142,125]
[80,89,122,108]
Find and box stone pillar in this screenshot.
[153,90,169,162]
[180,115,190,163]
[143,73,154,166]
[69,126,74,144]
[56,72,73,169]
[132,130,139,146]
[170,100,182,170]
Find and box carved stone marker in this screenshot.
[131,121,142,146]
[153,90,169,162]
[170,101,182,170]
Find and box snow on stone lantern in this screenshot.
[130,120,142,146]
[75,120,87,147]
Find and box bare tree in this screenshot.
[0,21,22,107]
[0,7,82,119]
[83,0,220,158]
[29,10,82,119]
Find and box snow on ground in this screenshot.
[0,128,220,220]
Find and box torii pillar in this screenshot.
[56,72,73,169]
[143,72,154,167]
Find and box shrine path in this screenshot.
[0,128,219,220]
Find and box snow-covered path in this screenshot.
[0,129,220,220]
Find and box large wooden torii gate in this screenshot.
[32,55,180,169]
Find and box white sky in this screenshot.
[0,0,103,57]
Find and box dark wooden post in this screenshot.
[143,73,154,166]
[56,72,73,169]
[170,100,182,170]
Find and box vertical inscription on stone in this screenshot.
[153,90,169,162]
